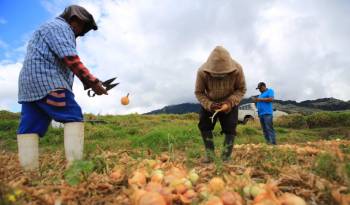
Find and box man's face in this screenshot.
[70,18,87,37]
[258,86,266,93]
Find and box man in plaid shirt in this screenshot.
[17,5,107,171]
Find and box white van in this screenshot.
[238,103,288,124]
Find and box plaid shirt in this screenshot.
[18,17,78,102]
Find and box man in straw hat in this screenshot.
[17,5,107,171]
[195,46,246,162]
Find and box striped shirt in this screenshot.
[18,17,77,102]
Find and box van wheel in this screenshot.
[243,116,254,124]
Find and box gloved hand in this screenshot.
[91,81,108,95]
[210,102,222,112]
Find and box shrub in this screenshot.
[241,127,259,136]
[306,111,350,128]
[275,114,308,129]
[0,120,18,131]
[0,110,20,120]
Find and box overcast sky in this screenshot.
[0,0,349,114]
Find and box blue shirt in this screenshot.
[18,17,77,102]
[256,88,274,116]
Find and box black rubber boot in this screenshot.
[200,131,215,163]
[221,134,234,162]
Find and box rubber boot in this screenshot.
[221,134,234,162]
[17,134,39,171]
[64,122,84,166]
[200,131,215,163]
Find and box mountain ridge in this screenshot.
[145,97,350,115]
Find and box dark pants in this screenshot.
[259,114,276,144]
[198,106,238,135]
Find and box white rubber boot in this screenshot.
[17,134,39,171]
[64,122,84,165]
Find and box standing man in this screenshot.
[17,5,108,171]
[195,46,246,162]
[253,82,276,145]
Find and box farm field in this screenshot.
[1,110,350,205]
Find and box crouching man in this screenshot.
[195,46,246,162]
[17,5,107,171]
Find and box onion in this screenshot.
[151,169,164,183]
[180,189,197,204]
[131,189,146,205]
[145,182,163,193]
[175,183,188,194]
[250,184,266,198]
[243,185,251,197]
[197,184,210,199]
[138,192,167,205]
[160,153,170,162]
[221,191,243,205]
[110,169,123,181]
[121,93,130,105]
[128,171,147,188]
[182,178,193,189]
[253,192,281,205]
[208,177,225,194]
[279,193,306,205]
[188,169,199,184]
[159,187,174,205]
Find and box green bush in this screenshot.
[0,110,20,120]
[0,120,18,131]
[275,114,308,129]
[241,127,259,136]
[306,111,350,128]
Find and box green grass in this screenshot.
[1,110,350,179]
[2,111,350,152]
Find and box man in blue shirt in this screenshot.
[253,82,276,145]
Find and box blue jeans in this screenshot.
[259,114,276,145]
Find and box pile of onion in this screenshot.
[125,156,308,205]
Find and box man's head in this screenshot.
[203,46,240,76]
[60,5,98,37]
[256,82,267,93]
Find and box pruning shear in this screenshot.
[87,77,119,97]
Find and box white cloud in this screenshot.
[1,0,350,114]
[0,62,21,111]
